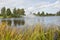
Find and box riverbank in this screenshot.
[0,23,60,40]
[0,16,23,18]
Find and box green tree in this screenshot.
[46,13,49,16]
[13,8,25,17]
[13,8,17,17]
[20,9,25,15]
[37,12,40,16]
[41,11,45,16]
[16,9,21,17]
[56,11,60,16]
[16,8,25,17]
[6,8,12,16]
[16,8,25,15]
[1,7,6,15]
[1,7,7,18]
[13,8,17,14]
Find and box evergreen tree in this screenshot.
[41,11,45,16]
[6,8,12,16]
[1,7,6,15]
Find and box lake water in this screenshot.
[0,16,60,28]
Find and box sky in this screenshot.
[0,0,60,15]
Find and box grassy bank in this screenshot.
[0,23,60,40]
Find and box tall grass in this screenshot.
[0,22,60,40]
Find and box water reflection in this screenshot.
[0,16,60,27]
[1,19,25,27]
[2,20,11,26]
[14,20,25,26]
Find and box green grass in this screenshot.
[0,22,60,40]
[0,16,3,18]
[0,16,12,18]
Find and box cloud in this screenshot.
[35,0,60,9]
[26,0,60,14]
[0,0,25,9]
[0,0,60,14]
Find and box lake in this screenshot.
[0,16,60,28]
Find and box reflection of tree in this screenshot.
[7,20,11,26]
[14,20,25,26]
[1,20,12,26]
[1,19,25,26]
[2,20,7,23]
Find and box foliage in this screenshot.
[0,23,60,40]
[1,7,7,18]
[1,7,6,15]
[0,7,25,18]
[6,8,12,16]
[41,11,45,16]
[56,11,60,16]
[33,11,60,16]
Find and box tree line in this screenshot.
[33,11,60,16]
[0,7,60,18]
[0,7,25,18]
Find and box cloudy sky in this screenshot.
[0,0,60,14]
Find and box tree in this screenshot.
[13,8,17,14]
[20,9,25,15]
[13,8,25,17]
[16,8,25,17]
[37,12,40,16]
[41,11,45,16]
[1,7,6,15]
[6,8,12,16]
[1,7,7,18]
[13,8,17,17]
[46,13,49,16]
[16,9,21,17]
[0,7,25,18]
[56,11,60,16]
[16,8,25,15]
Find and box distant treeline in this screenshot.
[33,11,60,16]
[0,7,60,18]
[0,7,25,18]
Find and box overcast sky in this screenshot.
[0,0,60,14]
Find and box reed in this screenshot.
[0,23,60,40]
